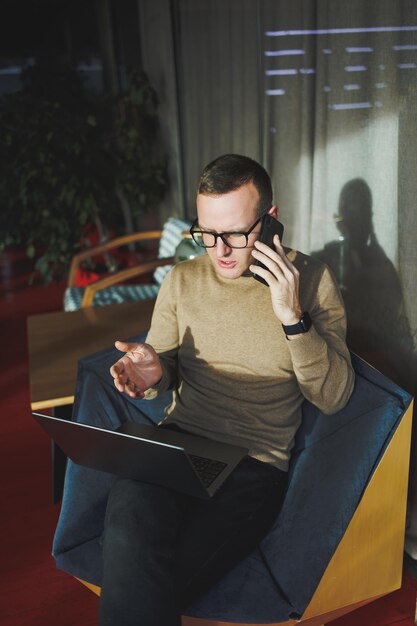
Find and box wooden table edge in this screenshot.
[31,396,75,411]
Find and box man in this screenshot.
[99,154,354,625]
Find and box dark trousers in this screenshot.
[99,452,287,626]
[73,362,288,625]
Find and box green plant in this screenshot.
[0,63,168,283]
[112,70,168,221]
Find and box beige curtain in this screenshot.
[261,0,417,370]
[176,0,263,210]
[262,0,417,559]
[140,0,417,556]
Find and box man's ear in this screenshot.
[268,205,279,219]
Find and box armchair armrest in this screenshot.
[67,230,163,288]
[80,257,174,308]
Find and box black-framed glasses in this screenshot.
[190,214,264,249]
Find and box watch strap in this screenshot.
[282,311,312,336]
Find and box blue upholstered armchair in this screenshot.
[64,217,192,311]
[53,343,413,625]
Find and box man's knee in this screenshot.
[103,478,187,547]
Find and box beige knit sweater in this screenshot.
[145,251,354,471]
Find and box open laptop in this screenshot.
[32,412,248,499]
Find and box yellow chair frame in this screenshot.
[77,401,413,626]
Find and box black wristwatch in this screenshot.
[282,311,312,336]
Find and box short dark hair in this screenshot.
[198,154,273,215]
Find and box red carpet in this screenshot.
[0,281,99,625]
[0,279,415,625]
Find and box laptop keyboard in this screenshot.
[188,454,227,488]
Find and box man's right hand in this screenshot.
[110,341,163,399]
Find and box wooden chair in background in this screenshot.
[64,217,192,310]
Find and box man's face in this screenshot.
[196,182,263,280]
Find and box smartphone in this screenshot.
[252,214,284,286]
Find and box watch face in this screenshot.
[300,312,312,332]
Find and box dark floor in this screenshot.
[1,277,416,626]
[0,279,99,626]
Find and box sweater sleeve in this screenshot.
[142,269,179,399]
[286,266,355,414]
